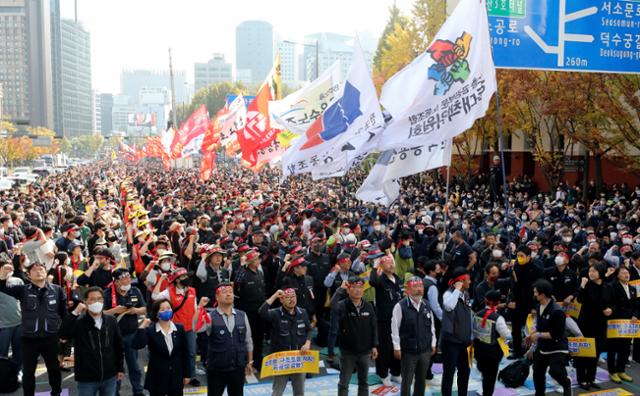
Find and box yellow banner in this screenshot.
[260,350,320,378]
[607,319,640,338]
[562,301,582,319]
[497,337,509,357]
[568,337,596,357]
[576,388,633,396]
[526,314,536,335]
[359,269,372,291]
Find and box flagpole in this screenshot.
[442,166,450,260]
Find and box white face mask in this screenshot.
[120,284,131,292]
[88,302,104,314]
[562,236,572,243]
[623,238,633,245]
[373,225,381,232]
[555,257,565,266]
[531,251,538,259]
[160,262,171,272]
[492,250,503,258]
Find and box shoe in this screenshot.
[382,375,392,387]
[390,375,402,384]
[17,370,22,384]
[619,372,633,382]
[579,382,591,390]
[590,382,601,389]
[189,378,201,387]
[195,367,206,376]
[327,359,341,370]
[610,373,622,384]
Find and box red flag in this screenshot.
[237,55,281,165]
[519,226,527,241]
[200,151,217,181]
[170,105,210,159]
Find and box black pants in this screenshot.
[634,337,640,363]
[608,338,631,374]
[474,341,502,396]
[149,390,183,396]
[533,351,571,396]
[511,309,527,357]
[22,336,62,396]
[575,335,604,384]
[376,320,400,378]
[196,332,208,368]
[207,368,245,396]
[440,339,470,396]
[245,310,264,370]
[338,353,370,396]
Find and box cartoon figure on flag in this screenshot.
[427,32,472,95]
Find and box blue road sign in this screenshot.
[489,0,640,73]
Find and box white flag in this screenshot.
[376,0,496,151]
[356,140,452,206]
[219,95,246,148]
[281,39,385,180]
[269,61,342,134]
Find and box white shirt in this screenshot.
[155,321,177,354]
[391,297,436,351]
[622,283,631,300]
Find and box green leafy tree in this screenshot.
[374,2,407,70]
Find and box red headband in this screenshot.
[216,285,233,295]
[290,257,306,269]
[337,257,350,264]
[407,280,423,288]
[448,274,470,287]
[283,288,296,296]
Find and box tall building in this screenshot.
[120,69,187,105]
[276,40,297,86]
[25,0,55,130]
[194,53,232,91]
[99,92,113,135]
[0,0,30,125]
[92,90,101,134]
[235,20,273,84]
[111,94,133,133]
[301,32,375,81]
[50,0,62,135]
[60,18,92,136]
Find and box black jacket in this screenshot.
[608,281,639,320]
[59,313,124,383]
[535,300,568,353]
[331,288,378,354]
[369,270,403,321]
[132,323,191,392]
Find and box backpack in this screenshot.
[0,357,19,393]
[498,358,530,388]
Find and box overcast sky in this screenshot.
[60,0,414,93]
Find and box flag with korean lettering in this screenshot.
[219,94,246,149]
[170,105,210,159]
[375,0,496,151]
[356,140,452,206]
[237,54,282,165]
[281,39,385,180]
[269,61,342,134]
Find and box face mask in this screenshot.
[562,236,572,243]
[238,224,246,231]
[462,224,469,230]
[373,225,381,232]
[521,215,527,221]
[160,262,171,272]
[409,220,416,226]
[120,284,131,292]
[517,257,527,265]
[436,243,445,252]
[88,302,103,314]
[610,232,618,240]
[531,251,538,259]
[253,221,260,227]
[623,238,633,245]
[492,250,503,258]
[417,229,424,235]
[178,278,191,287]
[555,257,565,266]
[158,310,173,321]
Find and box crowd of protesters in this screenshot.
[0,158,638,396]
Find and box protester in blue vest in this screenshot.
[197,282,253,396]
[440,267,472,396]
[473,290,511,396]
[391,276,436,396]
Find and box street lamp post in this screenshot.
[283,39,319,80]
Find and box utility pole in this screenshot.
[169,48,178,129]
[315,39,319,80]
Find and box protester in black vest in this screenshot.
[391,276,436,396]
[259,286,312,396]
[0,262,66,396]
[234,249,265,371]
[606,266,638,384]
[199,282,253,396]
[369,254,403,387]
[440,267,472,396]
[525,279,571,396]
[132,299,191,396]
[59,286,125,395]
[103,268,146,396]
[331,276,378,396]
[511,245,543,358]
[473,290,512,396]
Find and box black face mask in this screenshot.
[178,278,191,287]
